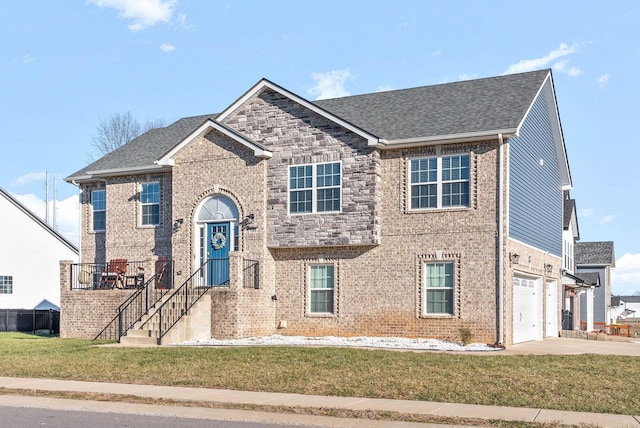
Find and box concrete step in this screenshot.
[119,333,159,346]
[126,329,159,338]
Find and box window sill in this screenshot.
[408,206,470,214]
[420,314,456,319]
[306,313,335,318]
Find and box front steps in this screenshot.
[118,290,212,346]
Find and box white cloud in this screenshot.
[598,73,610,89]
[13,171,47,187]
[579,208,593,218]
[458,73,478,81]
[503,43,580,76]
[553,60,581,77]
[160,43,176,52]
[431,50,441,56]
[307,69,353,100]
[612,253,640,296]
[599,215,615,224]
[376,85,394,93]
[90,0,177,32]
[13,193,79,246]
[21,54,35,64]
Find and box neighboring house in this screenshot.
[560,191,599,331]
[62,69,571,346]
[576,241,616,326]
[0,187,78,311]
[611,295,640,321]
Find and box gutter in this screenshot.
[66,164,172,183]
[374,129,518,149]
[497,134,505,345]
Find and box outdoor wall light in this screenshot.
[241,213,256,229]
[173,218,184,230]
[509,252,520,265]
[544,264,553,273]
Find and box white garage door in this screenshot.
[513,275,543,343]
[545,281,558,337]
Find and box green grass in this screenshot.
[0,333,638,416]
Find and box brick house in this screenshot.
[62,69,571,346]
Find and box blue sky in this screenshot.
[1,0,639,295]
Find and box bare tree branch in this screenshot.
[90,112,166,159]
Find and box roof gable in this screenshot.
[0,187,78,253]
[156,119,272,166]
[216,78,379,146]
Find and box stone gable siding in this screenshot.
[222,89,381,248]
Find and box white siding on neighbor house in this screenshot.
[0,191,78,309]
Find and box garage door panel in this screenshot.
[513,276,543,344]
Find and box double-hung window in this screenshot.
[423,262,454,315]
[0,276,13,294]
[289,162,341,214]
[410,154,470,209]
[309,265,334,313]
[92,190,106,232]
[141,182,160,226]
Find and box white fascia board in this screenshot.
[85,164,171,178]
[156,120,272,166]
[377,129,518,149]
[216,79,379,146]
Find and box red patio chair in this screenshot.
[99,259,128,289]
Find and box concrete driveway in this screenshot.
[497,336,640,356]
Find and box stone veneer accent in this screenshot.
[222,89,381,248]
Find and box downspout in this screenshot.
[497,134,505,345]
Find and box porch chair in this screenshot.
[99,259,128,289]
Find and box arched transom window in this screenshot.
[197,195,238,222]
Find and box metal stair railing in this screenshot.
[93,266,173,341]
[139,259,229,344]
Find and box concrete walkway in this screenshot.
[497,336,640,356]
[0,375,638,427]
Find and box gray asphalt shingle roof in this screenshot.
[66,69,551,181]
[67,114,216,180]
[575,241,616,266]
[313,69,550,141]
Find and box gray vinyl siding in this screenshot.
[508,93,563,256]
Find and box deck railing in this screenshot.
[71,260,148,290]
[243,259,259,289]
[93,259,174,341]
[139,258,228,343]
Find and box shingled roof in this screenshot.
[313,69,551,141]
[66,69,553,182]
[66,114,216,181]
[575,241,616,267]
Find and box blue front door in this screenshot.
[206,222,230,286]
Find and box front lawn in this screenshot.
[0,333,637,415]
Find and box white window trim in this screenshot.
[91,189,106,232]
[409,154,470,210]
[422,261,456,317]
[307,263,336,316]
[288,161,342,215]
[140,181,160,226]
